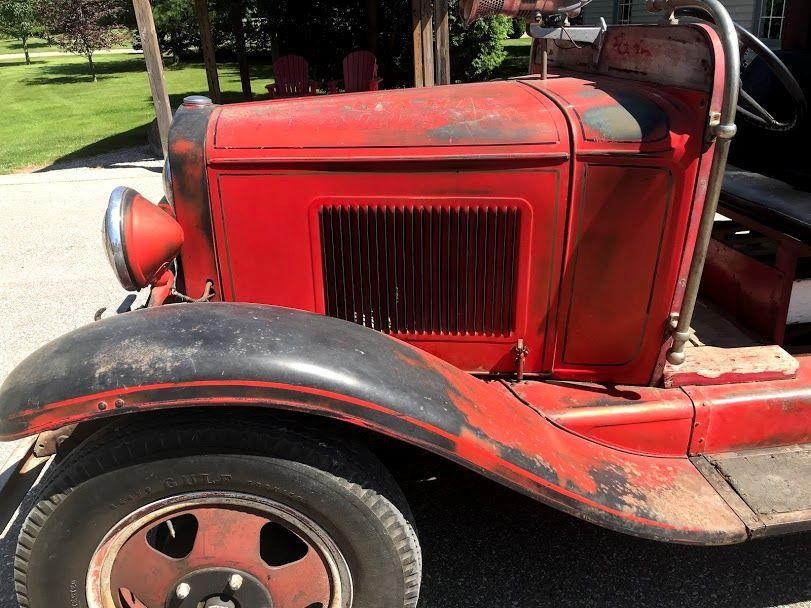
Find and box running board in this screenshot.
[692,444,811,538]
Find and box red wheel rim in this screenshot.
[87,493,353,608]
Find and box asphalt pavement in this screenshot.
[0,151,808,607]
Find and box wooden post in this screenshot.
[132,0,172,157]
[420,0,435,86]
[193,0,221,103]
[412,0,435,87]
[411,0,425,87]
[231,0,252,100]
[434,0,450,85]
[366,0,379,54]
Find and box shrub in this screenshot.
[448,0,510,82]
[508,17,526,39]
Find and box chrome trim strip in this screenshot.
[162,158,174,207]
[103,186,137,292]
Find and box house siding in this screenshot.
[582,0,757,30]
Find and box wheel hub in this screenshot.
[86,492,352,608]
[202,598,236,608]
[167,568,270,608]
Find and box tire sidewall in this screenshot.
[24,453,406,608]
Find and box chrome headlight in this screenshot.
[102,187,184,291]
[162,159,174,206]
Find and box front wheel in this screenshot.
[14,415,422,608]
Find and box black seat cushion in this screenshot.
[721,166,811,242]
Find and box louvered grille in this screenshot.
[319,204,520,336]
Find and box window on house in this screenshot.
[615,0,633,24]
[758,0,786,40]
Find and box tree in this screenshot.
[508,17,527,39]
[0,0,40,64]
[38,0,128,81]
[151,0,200,64]
[448,0,511,82]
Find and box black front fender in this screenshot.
[0,303,748,545]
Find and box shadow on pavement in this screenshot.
[34,125,161,173]
[405,468,810,608]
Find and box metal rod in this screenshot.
[645,0,740,365]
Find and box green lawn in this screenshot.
[498,37,533,79]
[0,36,63,55]
[0,36,531,174]
[0,53,275,173]
[0,35,131,55]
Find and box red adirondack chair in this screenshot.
[266,55,319,99]
[328,50,383,94]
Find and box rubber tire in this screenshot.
[14,414,422,608]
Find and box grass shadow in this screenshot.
[496,40,532,79]
[34,123,159,172]
[0,58,49,67]
[163,61,276,103]
[0,38,59,53]
[22,57,146,86]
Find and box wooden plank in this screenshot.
[420,0,435,86]
[132,0,173,157]
[663,345,799,388]
[230,0,252,101]
[434,0,450,85]
[193,0,222,103]
[411,0,425,87]
[690,455,765,538]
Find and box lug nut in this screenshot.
[176,582,191,600]
[228,573,243,591]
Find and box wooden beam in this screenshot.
[434,0,450,85]
[192,0,221,103]
[411,0,425,87]
[420,0,435,86]
[230,0,252,101]
[132,0,172,157]
[366,0,379,54]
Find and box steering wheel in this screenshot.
[734,23,807,132]
[677,8,806,132]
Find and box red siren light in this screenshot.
[103,187,184,291]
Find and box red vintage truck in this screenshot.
[1,1,809,607]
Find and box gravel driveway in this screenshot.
[0,154,808,608]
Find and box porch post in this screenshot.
[132,0,172,157]
[434,0,451,84]
[411,0,425,86]
[411,0,435,87]
[367,0,379,54]
[192,0,222,103]
[421,0,435,86]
